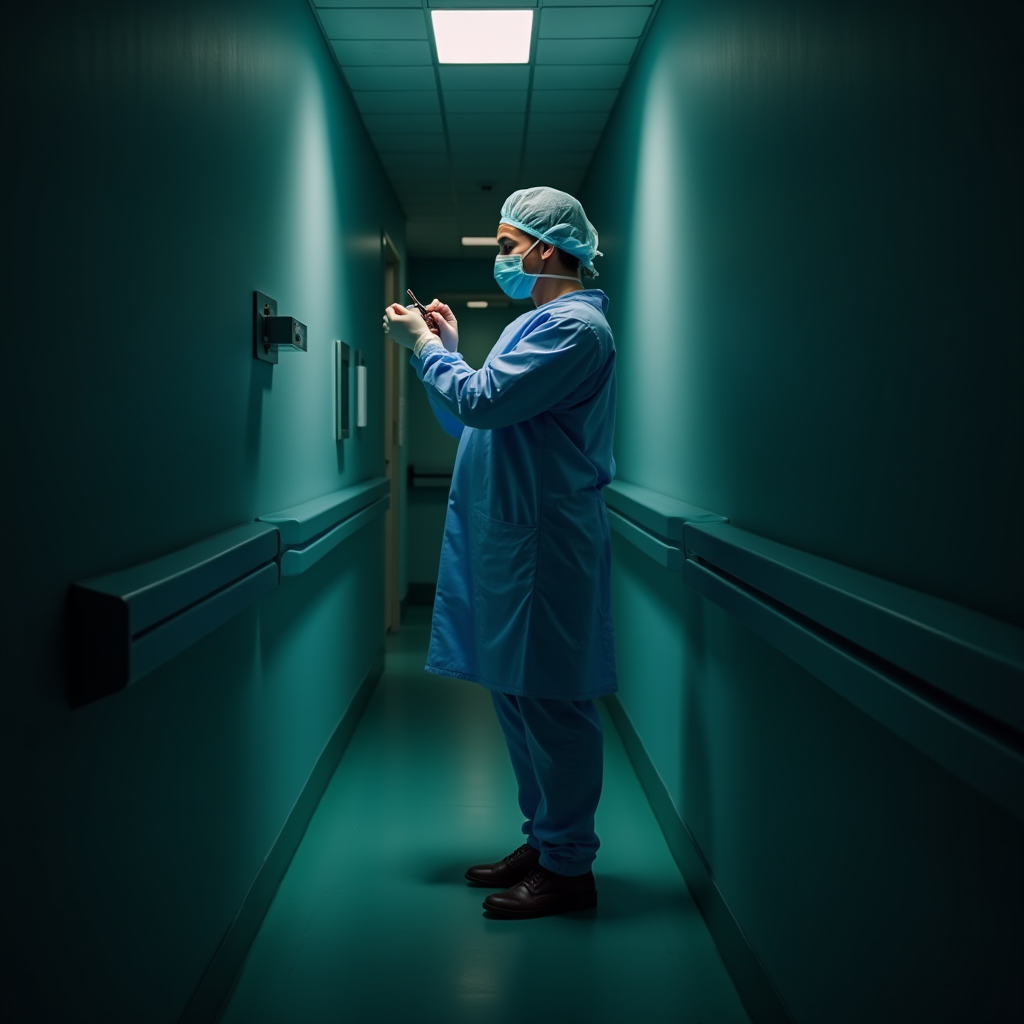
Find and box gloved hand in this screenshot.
[424,299,459,354]
[382,303,441,354]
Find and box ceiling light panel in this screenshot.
[535,38,637,64]
[319,9,426,39]
[431,10,534,64]
[539,7,650,38]
[333,40,433,65]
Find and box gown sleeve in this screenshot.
[424,379,465,440]
[409,315,603,430]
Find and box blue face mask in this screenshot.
[494,237,579,300]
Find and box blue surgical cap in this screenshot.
[499,186,602,277]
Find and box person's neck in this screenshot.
[532,275,584,307]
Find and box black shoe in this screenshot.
[482,865,598,918]
[465,842,541,887]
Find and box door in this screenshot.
[383,234,402,633]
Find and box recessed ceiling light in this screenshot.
[462,236,498,246]
[467,301,489,308]
[432,10,533,64]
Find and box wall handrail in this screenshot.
[603,479,726,542]
[69,522,280,706]
[408,464,454,489]
[604,481,1024,818]
[257,476,390,547]
[279,496,389,576]
[684,523,1024,735]
[69,477,391,705]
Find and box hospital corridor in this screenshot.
[3,3,1022,1024]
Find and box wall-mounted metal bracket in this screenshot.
[253,291,307,363]
[335,340,350,440]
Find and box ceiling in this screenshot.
[308,0,659,259]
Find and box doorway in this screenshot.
[382,233,402,634]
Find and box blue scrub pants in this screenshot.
[490,692,604,877]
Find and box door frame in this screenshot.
[382,232,402,633]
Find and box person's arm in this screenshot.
[409,315,603,430]
[423,373,465,440]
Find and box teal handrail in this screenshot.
[69,477,392,706]
[69,522,280,706]
[604,481,1024,818]
[258,477,390,576]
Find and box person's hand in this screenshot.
[383,303,438,352]
[425,299,459,353]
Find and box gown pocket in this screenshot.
[470,509,539,686]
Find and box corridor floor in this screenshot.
[220,606,751,1024]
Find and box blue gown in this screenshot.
[408,288,618,700]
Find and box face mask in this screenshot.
[493,237,579,300]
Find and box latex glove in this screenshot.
[424,299,459,354]
[383,303,442,355]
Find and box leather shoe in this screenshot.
[483,865,597,918]
[465,842,541,887]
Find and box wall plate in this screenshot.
[253,291,278,363]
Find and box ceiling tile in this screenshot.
[427,0,536,5]
[332,40,432,65]
[443,91,528,114]
[373,132,448,153]
[439,66,530,91]
[445,113,525,134]
[316,1,421,7]
[521,152,592,171]
[319,8,426,39]
[531,64,628,89]
[525,131,601,152]
[535,38,636,64]
[343,66,437,90]
[539,6,649,38]
[353,91,440,114]
[385,170,452,191]
[448,133,520,154]
[363,113,443,134]
[530,90,618,112]
[528,110,608,132]
[542,0,651,5]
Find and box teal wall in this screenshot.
[405,259,526,586]
[581,1,1023,1021]
[2,2,404,1021]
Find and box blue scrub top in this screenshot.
[409,288,618,700]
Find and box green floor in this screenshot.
[220,606,751,1024]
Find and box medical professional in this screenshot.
[383,187,617,919]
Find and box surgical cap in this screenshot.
[499,186,602,276]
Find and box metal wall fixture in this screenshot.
[253,291,308,363]
[335,340,350,439]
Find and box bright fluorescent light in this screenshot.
[467,301,489,309]
[462,236,498,246]
[432,10,533,64]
